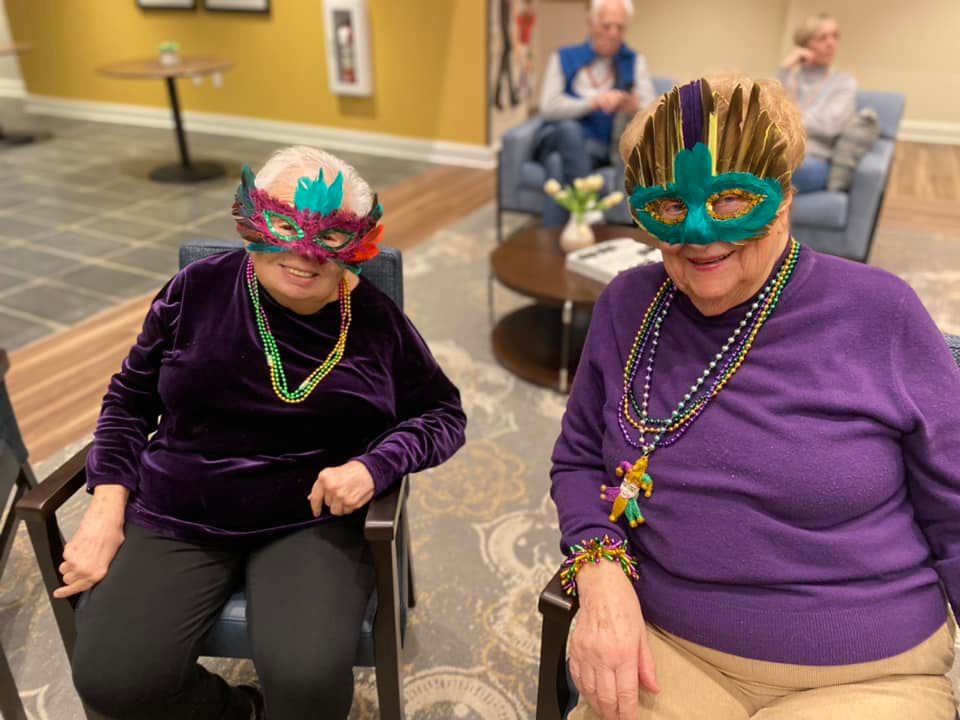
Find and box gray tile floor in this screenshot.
[0,98,429,350]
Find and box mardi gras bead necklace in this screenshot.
[602,239,801,527]
[245,257,351,404]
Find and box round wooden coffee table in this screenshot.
[490,224,652,392]
[98,57,234,182]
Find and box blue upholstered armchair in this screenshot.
[790,91,906,262]
[496,77,676,241]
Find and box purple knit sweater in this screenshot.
[551,245,960,665]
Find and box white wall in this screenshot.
[0,1,24,96]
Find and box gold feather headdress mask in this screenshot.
[624,78,792,245]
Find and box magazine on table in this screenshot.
[565,238,663,284]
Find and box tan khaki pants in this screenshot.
[569,622,957,720]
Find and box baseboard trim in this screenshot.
[0,77,26,99]
[23,94,497,168]
[900,120,960,146]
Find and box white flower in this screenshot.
[599,191,625,209]
[543,179,562,197]
[587,174,605,192]
[573,177,588,192]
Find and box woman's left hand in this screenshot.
[308,461,375,516]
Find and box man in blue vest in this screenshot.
[535,0,655,226]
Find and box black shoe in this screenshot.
[236,684,265,720]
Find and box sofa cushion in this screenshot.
[519,161,546,191]
[790,191,849,230]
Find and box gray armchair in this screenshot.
[790,90,906,262]
[497,77,676,242]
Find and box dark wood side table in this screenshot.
[490,224,652,392]
[98,57,234,182]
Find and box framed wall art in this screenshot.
[137,0,196,9]
[203,0,270,12]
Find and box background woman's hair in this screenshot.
[256,145,374,213]
[793,12,836,48]
[619,74,807,175]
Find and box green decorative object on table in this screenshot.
[543,174,624,252]
[158,41,181,67]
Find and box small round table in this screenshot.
[490,224,653,392]
[0,42,48,145]
[98,57,234,182]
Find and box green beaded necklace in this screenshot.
[245,258,352,404]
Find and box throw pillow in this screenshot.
[828,108,881,192]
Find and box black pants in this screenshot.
[72,517,375,720]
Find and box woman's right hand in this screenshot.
[569,560,659,720]
[53,485,129,599]
[781,46,815,69]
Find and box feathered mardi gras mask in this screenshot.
[232,165,384,269]
[625,78,792,246]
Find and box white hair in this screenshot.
[590,0,634,19]
[255,145,373,214]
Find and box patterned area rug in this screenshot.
[3,206,960,719]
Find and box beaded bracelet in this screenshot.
[559,535,640,597]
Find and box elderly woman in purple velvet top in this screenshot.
[54,145,466,720]
[552,76,960,720]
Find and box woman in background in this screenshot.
[779,12,857,192]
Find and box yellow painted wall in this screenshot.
[4,0,488,145]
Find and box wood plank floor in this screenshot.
[880,142,960,236]
[8,166,493,463]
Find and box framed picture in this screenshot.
[137,0,196,8]
[323,0,373,97]
[203,0,270,11]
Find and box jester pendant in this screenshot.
[601,456,654,528]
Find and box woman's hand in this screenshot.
[781,46,815,69]
[569,561,659,720]
[308,460,375,517]
[54,485,128,599]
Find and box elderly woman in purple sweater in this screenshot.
[54,145,466,720]
[552,76,960,720]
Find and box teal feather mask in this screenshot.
[624,79,792,246]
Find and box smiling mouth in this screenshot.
[280,264,319,278]
[688,250,735,268]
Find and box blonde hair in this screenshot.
[619,74,807,175]
[793,12,835,48]
[255,145,374,214]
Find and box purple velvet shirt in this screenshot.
[551,245,960,665]
[86,250,466,542]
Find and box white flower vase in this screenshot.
[559,215,595,253]
[159,51,181,67]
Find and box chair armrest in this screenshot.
[364,475,407,543]
[539,567,579,618]
[16,443,91,522]
[500,118,545,204]
[537,568,580,720]
[843,140,894,260]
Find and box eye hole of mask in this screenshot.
[707,190,764,220]
[645,198,687,225]
[315,231,355,250]
[264,211,303,241]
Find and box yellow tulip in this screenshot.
[543,179,562,197]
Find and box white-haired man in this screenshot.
[536,0,655,226]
